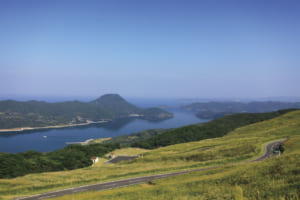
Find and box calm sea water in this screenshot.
[0,109,209,153]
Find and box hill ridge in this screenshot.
[0,94,172,130]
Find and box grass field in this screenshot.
[56,137,299,200]
[1,110,300,200]
[105,147,149,157]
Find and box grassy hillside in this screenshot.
[132,109,295,149]
[56,137,300,200]
[1,110,299,200]
[98,110,294,148]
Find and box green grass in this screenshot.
[53,137,300,200]
[105,147,149,157]
[132,109,294,149]
[1,110,300,200]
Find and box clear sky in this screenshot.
[0,0,299,100]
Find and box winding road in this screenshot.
[15,140,284,200]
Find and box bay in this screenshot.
[0,109,209,153]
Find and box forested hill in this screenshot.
[182,101,300,119]
[132,109,295,149]
[0,94,172,129]
[91,94,140,115]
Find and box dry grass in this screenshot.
[53,137,300,200]
[105,147,149,157]
[91,137,112,144]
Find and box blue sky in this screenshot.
[0,0,299,100]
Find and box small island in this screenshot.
[0,94,173,132]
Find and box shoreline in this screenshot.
[65,137,112,145]
[0,120,109,133]
[0,114,174,134]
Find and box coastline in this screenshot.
[0,114,172,134]
[66,137,112,145]
[0,120,109,133]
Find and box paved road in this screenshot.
[15,140,285,200]
[251,140,284,162]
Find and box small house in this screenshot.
[91,156,99,164]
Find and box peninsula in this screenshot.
[0,94,173,132]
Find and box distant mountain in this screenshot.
[90,94,141,117]
[0,94,173,130]
[182,101,300,119]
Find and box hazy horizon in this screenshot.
[1,94,300,105]
[1,0,299,99]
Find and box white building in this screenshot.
[91,156,99,164]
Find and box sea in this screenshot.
[0,108,210,153]
[0,98,211,153]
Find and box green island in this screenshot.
[0,94,172,132]
[0,109,299,199]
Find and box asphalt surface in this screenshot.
[251,140,284,162]
[15,140,285,200]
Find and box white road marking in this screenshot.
[38,195,57,200]
[72,189,88,193]
[128,181,143,184]
[129,180,142,183]
[100,183,117,187]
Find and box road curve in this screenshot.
[251,140,285,162]
[15,140,285,200]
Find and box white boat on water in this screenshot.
[43,136,47,138]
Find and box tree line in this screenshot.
[0,143,120,178]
